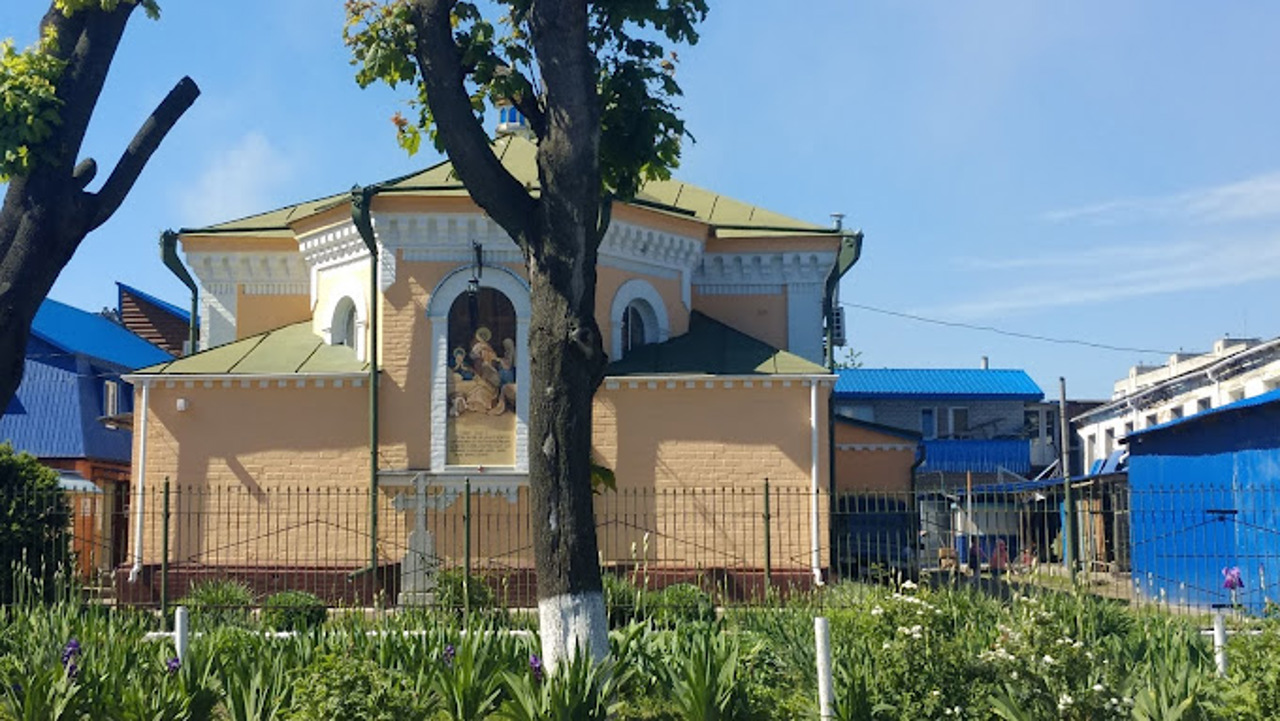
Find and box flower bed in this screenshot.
[1,581,1276,719]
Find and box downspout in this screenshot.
[159,230,198,355]
[822,227,863,367]
[810,380,824,585]
[128,380,151,582]
[351,185,381,575]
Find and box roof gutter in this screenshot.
[160,230,199,355]
[823,229,863,368]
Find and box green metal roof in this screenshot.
[185,136,833,239]
[606,312,829,377]
[133,321,367,376]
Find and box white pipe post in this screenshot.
[174,606,190,662]
[815,616,834,720]
[1213,611,1228,677]
[128,381,150,582]
[809,380,823,585]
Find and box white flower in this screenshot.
[901,580,918,590]
[1092,684,1104,692]
[1058,693,1074,711]
[871,606,884,616]
[1042,654,1055,665]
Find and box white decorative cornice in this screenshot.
[298,223,367,270]
[693,251,836,287]
[836,443,917,452]
[186,251,311,289]
[599,220,702,276]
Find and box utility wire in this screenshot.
[840,301,1180,355]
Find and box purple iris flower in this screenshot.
[442,644,455,668]
[529,653,543,683]
[166,657,181,674]
[61,639,80,666]
[1223,566,1244,590]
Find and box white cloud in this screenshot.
[928,233,1280,319]
[177,131,294,227]
[1044,171,1280,226]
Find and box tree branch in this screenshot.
[88,76,199,231]
[409,0,538,249]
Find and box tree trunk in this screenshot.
[0,3,197,416]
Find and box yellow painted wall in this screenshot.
[235,291,310,339]
[592,382,830,570]
[133,382,407,567]
[692,290,789,350]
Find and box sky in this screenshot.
[4,1,1280,399]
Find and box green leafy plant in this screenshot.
[665,621,745,721]
[652,583,715,628]
[261,590,327,632]
[0,443,70,605]
[284,653,423,721]
[498,647,627,721]
[435,569,496,616]
[434,624,520,720]
[175,578,256,631]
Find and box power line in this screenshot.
[840,301,1180,355]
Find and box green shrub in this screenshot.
[176,578,256,630]
[652,583,715,628]
[0,444,70,605]
[262,590,327,632]
[434,569,495,614]
[604,572,650,627]
[285,654,425,721]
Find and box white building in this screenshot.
[1073,338,1280,470]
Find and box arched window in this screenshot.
[609,279,669,360]
[332,296,358,348]
[621,301,650,355]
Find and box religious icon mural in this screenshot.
[445,288,517,465]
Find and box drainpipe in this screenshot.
[810,380,824,585]
[822,228,863,367]
[351,185,381,576]
[128,380,151,582]
[159,230,198,355]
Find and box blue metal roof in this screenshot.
[33,298,172,371]
[1125,388,1280,440]
[921,439,1032,474]
[116,282,195,326]
[834,369,1044,400]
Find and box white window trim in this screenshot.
[425,265,531,473]
[318,279,369,361]
[609,278,670,359]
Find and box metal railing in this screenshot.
[5,477,1280,613]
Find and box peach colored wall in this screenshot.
[132,382,405,567]
[592,383,830,569]
[235,291,310,339]
[692,290,788,350]
[833,423,917,494]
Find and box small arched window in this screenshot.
[332,296,358,348]
[621,300,654,356]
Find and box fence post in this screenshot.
[1213,609,1228,677]
[763,478,772,595]
[161,477,171,629]
[464,476,472,619]
[815,616,833,720]
[174,606,189,662]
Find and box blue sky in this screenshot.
[4,1,1280,398]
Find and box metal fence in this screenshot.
[5,478,1280,613]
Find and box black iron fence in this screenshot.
[5,477,1280,613]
